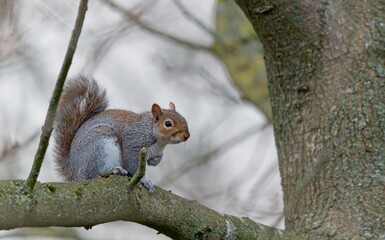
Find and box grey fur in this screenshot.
[54,76,189,194]
[66,109,161,193]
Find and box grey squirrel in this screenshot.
[53,76,190,193]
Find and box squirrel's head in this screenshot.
[151,102,190,144]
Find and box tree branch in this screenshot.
[102,0,212,52]
[0,131,39,162]
[160,124,269,185]
[0,177,298,240]
[26,0,89,191]
[172,0,217,37]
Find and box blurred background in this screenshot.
[0,0,282,239]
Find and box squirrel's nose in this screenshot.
[182,130,190,141]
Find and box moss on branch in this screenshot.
[0,177,298,240]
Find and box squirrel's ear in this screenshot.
[169,102,176,111]
[151,103,163,122]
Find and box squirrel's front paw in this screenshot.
[140,176,156,194]
[147,154,163,166]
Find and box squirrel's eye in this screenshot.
[164,120,173,128]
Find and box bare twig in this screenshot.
[26,0,89,191]
[172,0,217,37]
[0,131,39,162]
[198,69,240,103]
[84,20,134,71]
[102,0,212,52]
[160,122,270,185]
[128,147,147,190]
[84,1,148,71]
[158,56,240,103]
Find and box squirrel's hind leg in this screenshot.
[70,125,126,180]
[97,136,127,176]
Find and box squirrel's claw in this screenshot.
[140,176,156,194]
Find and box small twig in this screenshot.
[172,0,217,37]
[128,147,147,190]
[160,123,270,185]
[26,0,89,191]
[102,0,212,52]
[0,131,39,162]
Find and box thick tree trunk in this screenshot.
[235,0,385,238]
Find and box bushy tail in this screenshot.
[54,76,108,180]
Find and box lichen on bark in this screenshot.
[235,0,385,238]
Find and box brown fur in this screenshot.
[54,76,108,180]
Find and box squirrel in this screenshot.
[53,76,190,193]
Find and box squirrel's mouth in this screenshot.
[170,130,190,144]
[169,139,182,144]
[169,136,186,144]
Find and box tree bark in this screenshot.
[235,0,385,239]
[0,176,295,240]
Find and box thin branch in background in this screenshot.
[84,1,151,71]
[84,20,134,71]
[102,0,212,52]
[220,134,279,213]
[198,68,240,103]
[26,0,89,191]
[160,122,270,185]
[194,131,281,223]
[104,0,240,105]
[0,0,22,70]
[0,1,49,84]
[157,53,240,103]
[248,162,279,205]
[0,131,39,162]
[0,228,82,240]
[223,183,281,217]
[172,0,217,37]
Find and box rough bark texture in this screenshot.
[0,176,295,240]
[235,0,385,239]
